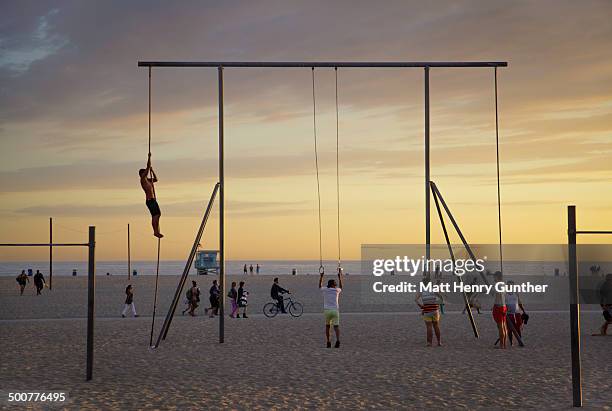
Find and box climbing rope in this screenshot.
[148,67,156,199]
[311,68,324,275]
[494,67,503,274]
[334,67,342,275]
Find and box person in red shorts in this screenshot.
[492,271,507,349]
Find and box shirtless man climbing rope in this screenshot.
[140,153,163,238]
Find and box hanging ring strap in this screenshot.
[148,67,156,198]
[312,67,324,272]
[319,265,325,275]
[335,67,342,272]
[494,67,503,274]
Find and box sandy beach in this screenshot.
[0,274,610,410]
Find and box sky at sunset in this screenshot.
[1,1,611,262]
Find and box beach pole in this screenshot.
[218,66,225,344]
[127,223,131,280]
[567,206,582,407]
[424,67,430,273]
[86,226,96,381]
[49,217,53,290]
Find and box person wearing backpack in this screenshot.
[182,281,200,316]
[16,270,29,295]
[237,281,249,318]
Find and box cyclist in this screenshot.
[271,277,289,314]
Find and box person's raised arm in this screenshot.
[150,168,158,183]
[318,272,324,288]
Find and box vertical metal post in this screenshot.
[49,217,53,290]
[127,223,131,280]
[218,66,225,343]
[424,67,431,271]
[86,226,95,381]
[567,206,582,407]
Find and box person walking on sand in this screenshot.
[33,270,45,295]
[415,277,443,347]
[228,281,238,318]
[505,280,527,345]
[237,281,249,318]
[205,279,220,318]
[271,277,290,314]
[183,281,200,316]
[139,153,163,238]
[595,273,612,336]
[319,269,343,348]
[243,264,248,275]
[16,270,29,296]
[249,264,254,275]
[121,284,139,318]
[492,271,508,349]
[256,264,260,274]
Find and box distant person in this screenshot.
[249,264,254,275]
[121,284,139,318]
[492,271,507,349]
[415,277,443,347]
[33,270,45,295]
[16,270,29,295]
[319,269,343,348]
[505,280,527,345]
[596,274,612,336]
[271,278,289,314]
[256,264,260,274]
[243,264,248,275]
[292,268,296,276]
[206,279,220,318]
[228,281,238,318]
[139,153,163,238]
[237,281,249,318]
[183,281,200,316]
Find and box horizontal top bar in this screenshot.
[0,243,90,247]
[138,61,508,68]
[576,230,612,235]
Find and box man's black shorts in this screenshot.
[146,199,161,216]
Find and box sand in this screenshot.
[0,275,610,410]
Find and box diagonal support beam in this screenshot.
[431,187,479,338]
[153,182,220,348]
[430,181,490,286]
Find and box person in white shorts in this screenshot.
[319,268,343,348]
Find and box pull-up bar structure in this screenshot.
[0,226,96,381]
[139,60,508,347]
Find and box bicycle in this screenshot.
[263,294,303,318]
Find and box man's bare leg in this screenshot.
[497,321,507,348]
[425,322,433,346]
[152,215,163,238]
[433,321,442,346]
[325,324,331,347]
[333,325,340,347]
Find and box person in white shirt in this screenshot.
[319,268,343,348]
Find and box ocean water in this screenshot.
[0,259,592,278]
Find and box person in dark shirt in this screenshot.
[183,281,201,316]
[16,270,29,295]
[228,281,238,318]
[596,274,612,336]
[271,277,289,314]
[121,284,138,317]
[33,270,45,295]
[206,279,220,318]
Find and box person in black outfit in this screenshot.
[271,277,289,314]
[33,270,45,295]
[207,279,220,318]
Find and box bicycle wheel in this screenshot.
[288,301,303,317]
[263,302,279,318]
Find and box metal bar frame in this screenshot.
[138,59,508,345]
[566,205,612,407]
[49,217,53,290]
[0,227,96,382]
[139,61,507,68]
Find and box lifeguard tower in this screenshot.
[194,249,219,275]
